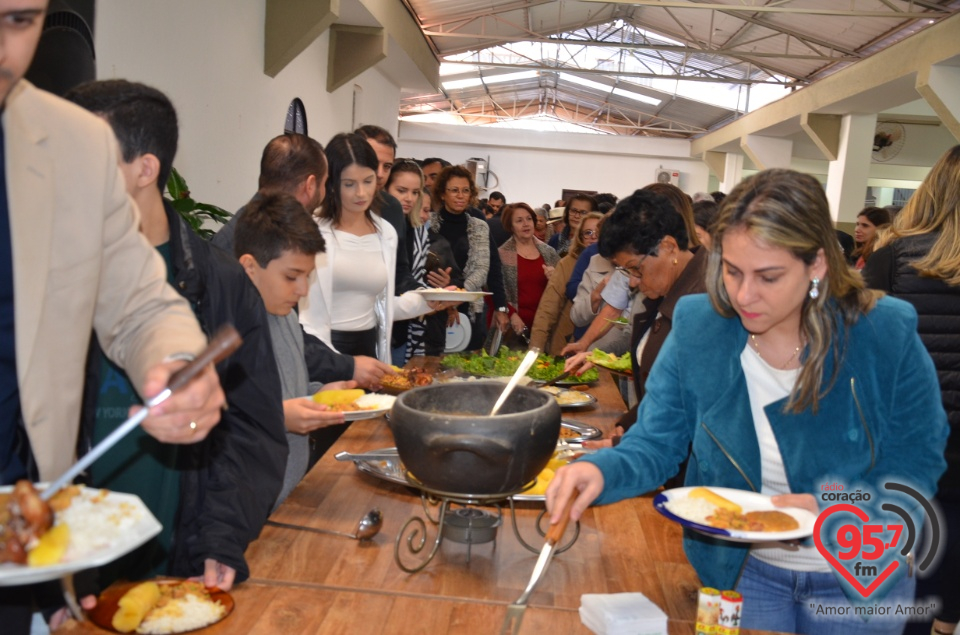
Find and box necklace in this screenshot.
[750,334,802,370]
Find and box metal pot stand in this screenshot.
[394,481,580,574]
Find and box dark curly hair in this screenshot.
[431,165,477,211]
[598,190,689,259]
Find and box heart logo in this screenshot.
[813,503,899,598]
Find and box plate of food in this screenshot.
[539,386,597,409]
[441,348,600,384]
[586,349,633,376]
[0,482,161,586]
[511,452,574,502]
[654,486,817,542]
[604,317,631,329]
[88,578,233,634]
[415,288,491,303]
[309,389,396,421]
[559,419,602,442]
[379,367,433,394]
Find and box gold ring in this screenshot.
[189,421,198,431]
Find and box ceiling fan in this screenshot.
[872,122,906,163]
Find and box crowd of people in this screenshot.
[2,7,957,634]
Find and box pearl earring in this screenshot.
[809,277,820,300]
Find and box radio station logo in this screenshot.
[813,481,941,599]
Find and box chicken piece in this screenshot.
[0,523,27,564]
[11,480,53,543]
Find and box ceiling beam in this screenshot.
[579,0,949,18]
[424,31,857,62]
[419,0,557,29]
[698,6,864,57]
[439,59,801,85]
[691,13,960,155]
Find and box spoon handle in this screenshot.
[265,519,357,540]
[490,348,541,416]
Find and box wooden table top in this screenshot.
[59,361,779,634]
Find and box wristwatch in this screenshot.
[496,306,509,314]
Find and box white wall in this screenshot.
[397,122,712,205]
[94,0,402,213]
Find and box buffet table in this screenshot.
[62,362,781,634]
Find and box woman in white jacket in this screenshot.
[299,133,440,362]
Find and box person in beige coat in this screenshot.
[530,212,603,355]
[1,2,223,489]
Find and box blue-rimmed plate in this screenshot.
[653,486,817,543]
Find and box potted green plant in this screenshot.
[164,167,231,239]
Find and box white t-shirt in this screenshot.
[741,343,830,572]
[329,230,388,331]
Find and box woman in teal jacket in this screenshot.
[547,169,948,635]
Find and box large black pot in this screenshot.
[390,382,561,495]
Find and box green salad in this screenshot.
[442,348,600,383]
[586,349,632,373]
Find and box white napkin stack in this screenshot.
[579,592,668,635]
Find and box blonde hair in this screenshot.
[386,159,426,228]
[570,212,603,259]
[706,169,879,413]
[876,145,960,286]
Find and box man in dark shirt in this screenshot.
[486,190,511,247]
[67,79,285,590]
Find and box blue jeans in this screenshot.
[736,556,916,635]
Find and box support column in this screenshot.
[264,0,338,78]
[719,153,744,194]
[740,134,793,170]
[703,151,726,182]
[800,113,841,161]
[825,114,877,223]
[327,25,387,92]
[917,64,960,142]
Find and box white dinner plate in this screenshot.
[653,486,817,543]
[416,289,491,303]
[444,313,471,353]
[0,486,161,586]
[342,394,396,421]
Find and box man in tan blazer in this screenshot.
[1,0,225,486]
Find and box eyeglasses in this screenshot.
[568,209,590,218]
[445,188,471,196]
[614,255,648,279]
[582,229,599,238]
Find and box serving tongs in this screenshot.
[42,324,242,501]
[500,490,579,635]
[335,449,401,462]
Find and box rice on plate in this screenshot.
[664,496,716,525]
[58,488,146,561]
[137,591,227,635]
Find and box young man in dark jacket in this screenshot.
[67,80,286,590]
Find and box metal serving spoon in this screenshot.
[265,508,383,541]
